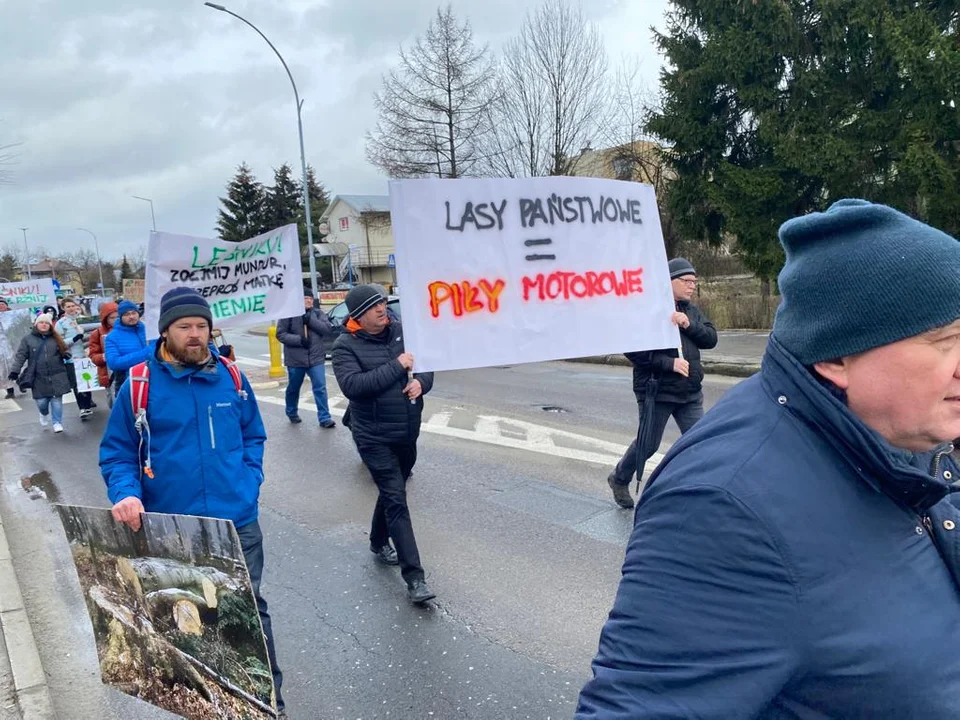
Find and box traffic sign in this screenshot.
[51,278,61,291]
[387,253,396,268]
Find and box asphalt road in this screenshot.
[0,353,745,720]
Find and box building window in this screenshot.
[339,217,350,231]
[613,157,635,181]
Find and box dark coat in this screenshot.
[624,300,717,403]
[276,309,333,368]
[576,336,960,719]
[11,329,72,399]
[331,321,434,445]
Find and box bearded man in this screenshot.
[99,287,287,717]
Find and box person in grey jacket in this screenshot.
[276,289,336,427]
[8,313,72,433]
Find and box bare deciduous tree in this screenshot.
[483,0,608,177]
[366,5,498,178]
[599,58,681,253]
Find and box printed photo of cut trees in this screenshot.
[57,505,277,720]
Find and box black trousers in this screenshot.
[612,395,704,486]
[236,520,284,711]
[358,440,423,585]
[67,363,93,410]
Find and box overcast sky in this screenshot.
[1,0,669,262]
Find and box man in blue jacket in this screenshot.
[99,287,285,716]
[104,299,149,390]
[577,200,960,719]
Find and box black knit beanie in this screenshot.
[345,284,386,320]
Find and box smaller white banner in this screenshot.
[144,225,303,339]
[0,279,57,309]
[74,357,102,392]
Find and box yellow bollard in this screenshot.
[267,323,285,379]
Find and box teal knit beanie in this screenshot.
[773,199,960,365]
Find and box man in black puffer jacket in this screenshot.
[277,289,336,427]
[607,258,718,509]
[331,285,436,604]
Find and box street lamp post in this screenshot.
[19,228,30,279]
[132,196,157,231]
[77,228,106,296]
[204,2,320,300]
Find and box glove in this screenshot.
[300,336,310,348]
[8,372,18,381]
[73,333,84,343]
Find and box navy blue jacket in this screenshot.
[99,341,267,529]
[577,336,960,718]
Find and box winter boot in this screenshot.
[607,472,634,509]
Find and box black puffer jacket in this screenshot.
[624,300,717,404]
[277,309,333,368]
[331,321,434,444]
[11,329,72,399]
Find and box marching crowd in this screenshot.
[2,198,959,718]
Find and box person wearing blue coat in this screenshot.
[577,200,960,719]
[99,287,286,716]
[104,299,148,389]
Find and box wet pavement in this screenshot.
[0,362,743,719]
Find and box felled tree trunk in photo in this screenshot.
[129,557,240,598]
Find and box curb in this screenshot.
[565,355,760,378]
[249,379,286,390]
[0,515,55,720]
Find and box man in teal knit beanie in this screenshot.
[578,199,960,718]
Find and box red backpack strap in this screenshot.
[129,362,151,416]
[217,355,247,399]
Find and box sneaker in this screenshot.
[407,579,436,604]
[370,544,399,566]
[288,415,302,424]
[53,423,64,434]
[320,419,336,429]
[80,408,94,420]
[4,388,13,399]
[39,414,50,427]
[607,472,634,509]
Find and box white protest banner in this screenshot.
[0,279,57,309]
[144,224,302,340]
[389,177,680,372]
[74,357,102,392]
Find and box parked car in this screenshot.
[325,295,401,358]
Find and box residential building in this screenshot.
[316,194,396,287]
[570,141,674,187]
[21,258,85,295]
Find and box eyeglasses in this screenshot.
[677,278,698,286]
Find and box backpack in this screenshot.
[128,355,247,479]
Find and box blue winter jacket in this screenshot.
[99,341,267,528]
[577,336,960,719]
[104,320,148,373]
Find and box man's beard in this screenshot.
[166,338,210,366]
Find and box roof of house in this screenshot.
[320,194,391,221]
[24,258,82,274]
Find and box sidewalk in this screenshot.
[0,513,55,719]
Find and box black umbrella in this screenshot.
[633,373,661,497]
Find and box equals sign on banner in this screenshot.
[524,238,555,262]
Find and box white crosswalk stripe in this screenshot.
[258,394,662,471]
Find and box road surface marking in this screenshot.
[235,355,271,368]
[258,395,663,470]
